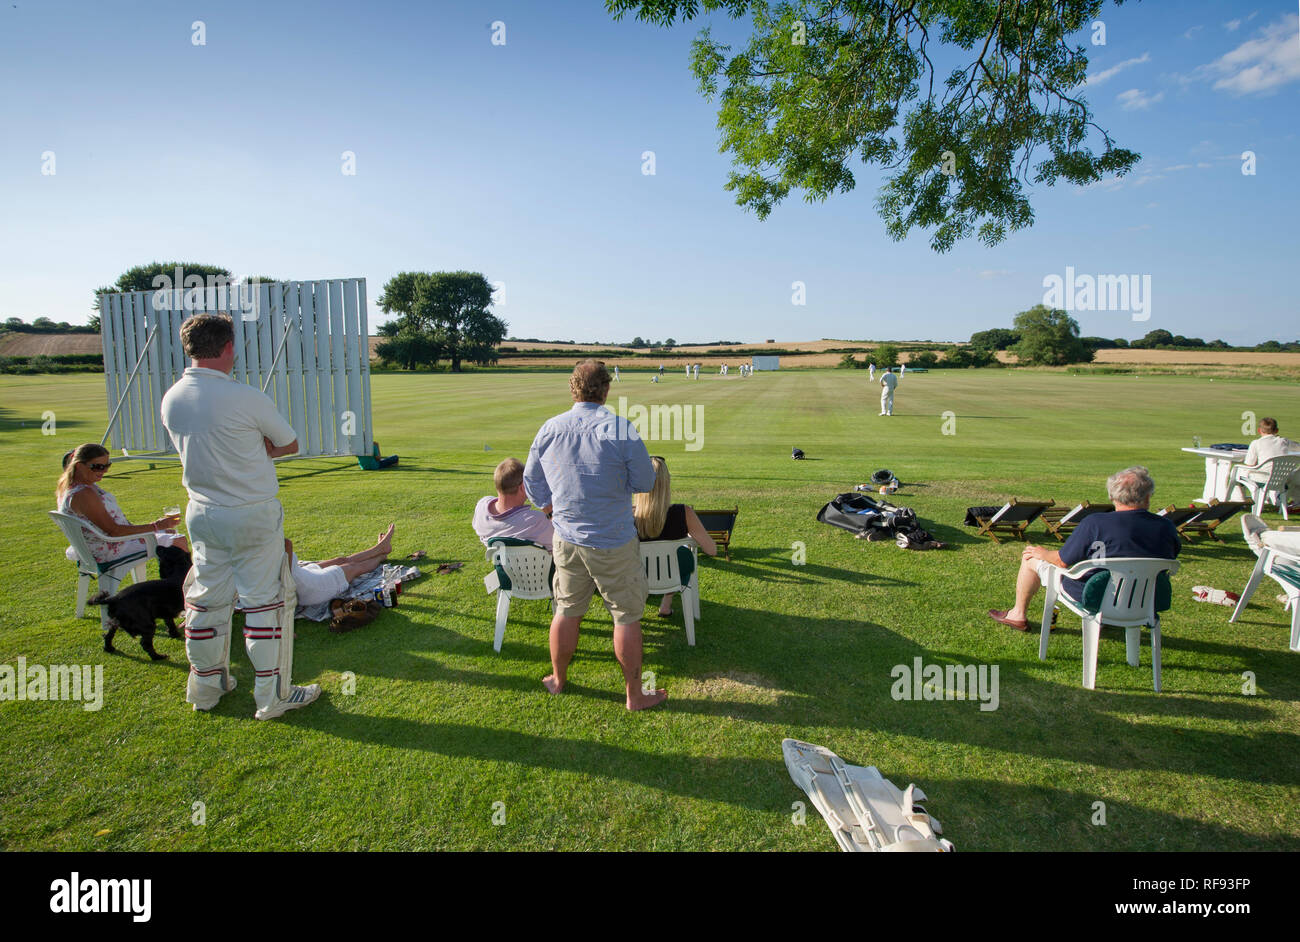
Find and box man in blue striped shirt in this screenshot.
[525,360,665,710]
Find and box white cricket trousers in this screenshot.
[881,387,895,415]
[183,498,288,712]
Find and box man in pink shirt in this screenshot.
[472,458,554,551]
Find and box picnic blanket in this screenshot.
[295,563,423,622]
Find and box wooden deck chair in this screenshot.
[971,499,1054,543]
[1175,498,1252,542]
[1157,504,1205,532]
[695,508,738,560]
[1041,501,1114,540]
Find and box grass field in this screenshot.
[2,368,1298,851]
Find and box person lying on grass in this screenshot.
[633,456,717,617]
[286,524,396,608]
[988,466,1180,631]
[57,443,188,564]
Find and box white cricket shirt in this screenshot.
[160,367,298,507]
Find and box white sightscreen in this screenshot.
[751,356,780,371]
[99,279,373,458]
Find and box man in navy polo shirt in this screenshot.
[988,466,1180,631]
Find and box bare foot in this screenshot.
[627,688,668,711]
[542,674,564,695]
[376,523,396,555]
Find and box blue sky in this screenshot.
[1,0,1296,344]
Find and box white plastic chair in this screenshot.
[49,510,156,631]
[1232,454,1300,519]
[1038,557,1180,691]
[483,538,553,652]
[1230,516,1300,652]
[640,538,700,646]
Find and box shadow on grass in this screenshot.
[924,777,1299,851]
[273,571,1300,808]
[711,546,915,588]
[0,410,92,433]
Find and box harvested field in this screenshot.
[0,333,101,356]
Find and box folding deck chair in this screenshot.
[1157,504,1205,533]
[1041,501,1114,540]
[1174,498,1252,542]
[695,508,738,560]
[967,499,1054,543]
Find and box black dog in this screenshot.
[88,545,191,660]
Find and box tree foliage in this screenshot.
[378,271,507,372]
[969,327,1020,350]
[1009,303,1092,365]
[872,342,900,366]
[607,0,1138,251]
[943,343,998,367]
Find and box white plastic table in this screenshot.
[1181,446,1247,502]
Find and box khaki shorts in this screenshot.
[552,537,647,626]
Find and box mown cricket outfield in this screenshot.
[2,368,1297,851]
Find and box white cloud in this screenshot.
[1198,14,1300,95]
[1087,52,1151,86]
[1196,161,1211,168]
[1224,19,1242,31]
[978,270,1014,279]
[1161,164,1193,171]
[1117,88,1165,110]
[1183,25,1203,39]
[1145,202,1158,208]
[1126,224,1153,231]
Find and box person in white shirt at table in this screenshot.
[1232,417,1298,498]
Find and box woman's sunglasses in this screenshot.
[88,462,112,472]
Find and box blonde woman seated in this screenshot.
[633,456,717,617]
[57,443,187,565]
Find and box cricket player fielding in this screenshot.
[160,314,321,720]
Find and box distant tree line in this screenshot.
[2,317,98,334]
[969,321,1300,363]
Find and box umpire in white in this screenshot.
[161,314,320,720]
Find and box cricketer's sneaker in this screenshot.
[255,683,321,721]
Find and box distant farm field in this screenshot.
[0,333,101,356]
[2,368,1298,851]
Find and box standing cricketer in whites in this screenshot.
[879,366,898,416]
[160,314,321,719]
[524,360,665,710]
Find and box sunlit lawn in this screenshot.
[1,367,1297,850]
